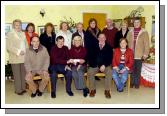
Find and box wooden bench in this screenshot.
[31,73,131,94]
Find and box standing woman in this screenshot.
[6,19,28,95]
[57,22,72,49]
[68,35,89,97]
[25,23,38,46]
[85,18,101,81]
[114,20,129,48]
[39,22,56,54]
[112,38,133,92]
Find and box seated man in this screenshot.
[87,33,113,98]
[24,36,50,98]
[50,35,73,98]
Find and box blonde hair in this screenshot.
[72,35,83,46]
[60,22,69,30]
[76,22,84,28]
[12,19,22,28]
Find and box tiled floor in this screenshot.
[5,78,155,104]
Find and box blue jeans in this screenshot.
[112,64,128,91]
[50,64,72,93]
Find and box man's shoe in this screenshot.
[95,76,101,81]
[51,92,56,98]
[89,90,96,97]
[104,90,111,98]
[67,91,74,96]
[31,93,36,98]
[37,90,43,96]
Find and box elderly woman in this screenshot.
[25,23,38,46]
[6,19,28,95]
[68,35,89,97]
[39,22,56,54]
[112,38,133,92]
[114,20,129,48]
[56,22,72,49]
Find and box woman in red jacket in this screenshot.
[68,35,89,97]
[25,23,38,46]
[112,38,133,92]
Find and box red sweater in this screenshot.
[102,27,118,48]
[69,46,87,65]
[50,45,70,65]
[69,46,87,59]
[112,48,134,71]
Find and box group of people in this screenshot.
[6,17,150,99]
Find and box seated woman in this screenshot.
[68,35,89,97]
[112,38,133,92]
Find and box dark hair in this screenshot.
[44,22,55,33]
[56,35,64,41]
[134,17,141,21]
[60,22,69,30]
[25,23,35,32]
[119,38,128,48]
[88,18,97,28]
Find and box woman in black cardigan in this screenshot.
[39,22,56,55]
[114,20,129,48]
[85,18,101,80]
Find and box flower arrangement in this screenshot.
[60,16,77,33]
[145,46,155,64]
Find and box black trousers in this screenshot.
[131,59,142,86]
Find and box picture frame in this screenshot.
[5,23,12,35]
[38,26,45,35]
[21,22,29,31]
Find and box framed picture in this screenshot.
[38,26,45,35]
[21,22,28,31]
[113,19,122,30]
[5,23,12,35]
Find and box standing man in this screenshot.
[127,17,150,89]
[72,22,86,47]
[102,18,118,48]
[24,36,50,97]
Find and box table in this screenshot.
[140,63,155,88]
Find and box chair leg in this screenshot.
[128,74,130,95]
[47,80,51,93]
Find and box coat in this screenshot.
[112,48,134,71]
[127,28,150,59]
[24,45,50,73]
[6,29,28,64]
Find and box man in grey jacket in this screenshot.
[24,36,50,98]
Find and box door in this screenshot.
[83,13,107,31]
